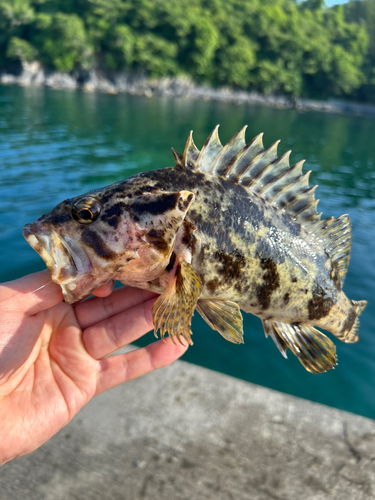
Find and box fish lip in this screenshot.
[23,222,92,303]
[23,223,114,304]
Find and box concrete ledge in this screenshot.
[1,352,375,499]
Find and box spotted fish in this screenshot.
[23,126,367,373]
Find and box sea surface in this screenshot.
[1,85,374,418]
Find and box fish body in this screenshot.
[23,126,367,373]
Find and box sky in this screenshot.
[325,0,348,5]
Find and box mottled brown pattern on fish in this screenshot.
[307,282,335,320]
[28,164,340,331]
[96,166,333,328]
[101,201,127,229]
[81,229,118,260]
[256,257,280,310]
[181,219,197,252]
[23,126,368,374]
[165,251,177,272]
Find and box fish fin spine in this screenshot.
[224,133,264,179]
[209,126,247,176]
[263,319,337,373]
[181,131,199,168]
[171,147,183,166]
[262,320,288,358]
[195,125,223,173]
[196,299,244,344]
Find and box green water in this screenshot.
[1,85,374,418]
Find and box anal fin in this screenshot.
[152,261,202,345]
[197,299,244,344]
[263,320,337,374]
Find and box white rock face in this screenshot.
[2,62,375,115]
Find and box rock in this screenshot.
[1,63,375,116]
[45,72,77,90]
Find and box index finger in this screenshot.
[0,270,63,315]
[75,285,157,330]
[96,338,188,394]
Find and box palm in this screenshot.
[0,272,187,465]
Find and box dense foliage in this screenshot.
[343,0,375,102]
[0,0,374,102]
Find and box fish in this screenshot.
[23,125,367,373]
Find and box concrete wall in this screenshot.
[1,350,374,499]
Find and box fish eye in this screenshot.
[70,197,101,224]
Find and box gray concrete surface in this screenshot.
[1,348,375,500]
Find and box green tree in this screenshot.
[32,12,93,71]
[216,36,257,88]
[344,0,375,101]
[0,0,371,102]
[0,0,34,66]
[6,37,37,63]
[133,32,179,76]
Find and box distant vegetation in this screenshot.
[1,0,375,102]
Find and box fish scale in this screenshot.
[23,126,367,374]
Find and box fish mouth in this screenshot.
[23,222,93,303]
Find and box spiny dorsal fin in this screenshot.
[307,214,352,288]
[224,133,264,179]
[195,125,223,172]
[182,131,199,168]
[238,141,280,186]
[209,126,247,176]
[172,126,321,226]
[171,148,183,166]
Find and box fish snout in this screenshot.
[23,221,78,285]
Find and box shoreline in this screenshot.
[2,62,375,116]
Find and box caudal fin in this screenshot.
[339,300,367,343]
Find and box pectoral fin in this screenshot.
[263,320,337,374]
[152,261,202,345]
[197,299,244,344]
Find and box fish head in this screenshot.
[23,186,195,304]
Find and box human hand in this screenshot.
[0,271,187,465]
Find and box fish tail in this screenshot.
[337,299,367,343]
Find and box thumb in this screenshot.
[0,270,63,315]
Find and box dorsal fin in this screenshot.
[173,126,353,288]
[195,125,223,172]
[173,125,323,227]
[171,147,183,166]
[224,133,264,179]
[307,215,352,288]
[238,141,280,186]
[182,131,199,168]
[210,126,247,175]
